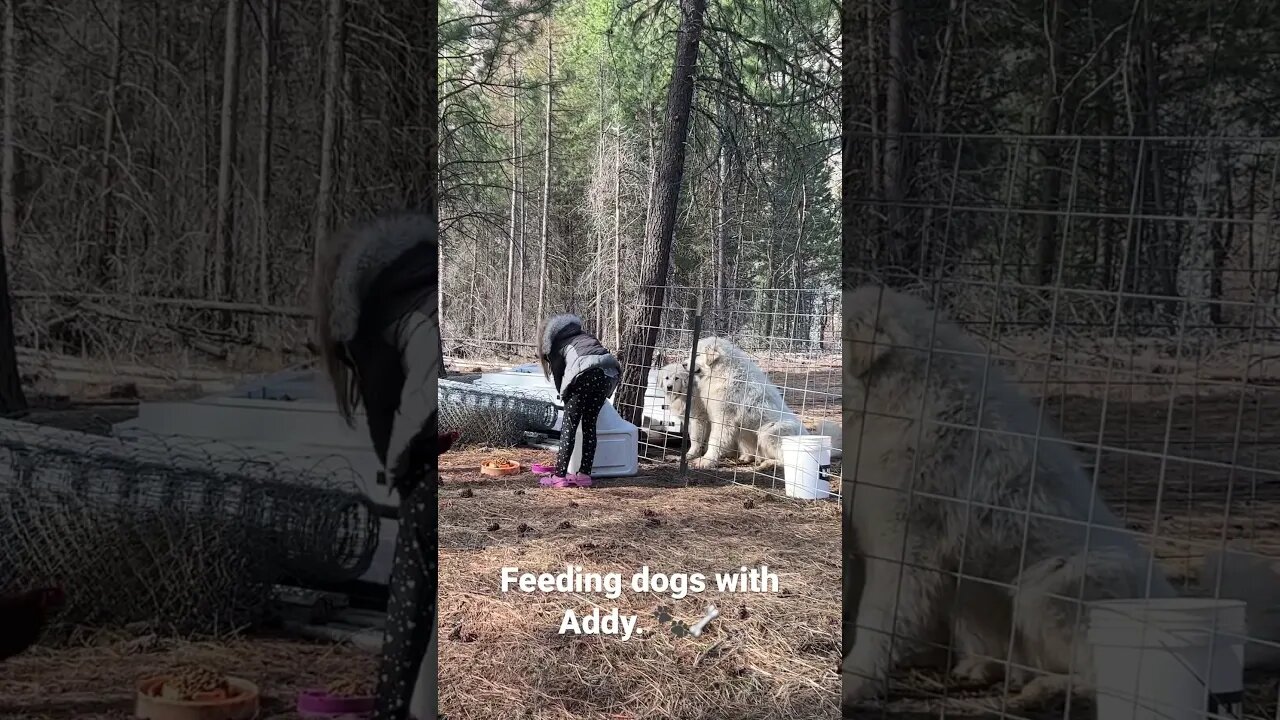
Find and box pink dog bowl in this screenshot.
[296,689,375,717]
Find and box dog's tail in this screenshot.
[1200,549,1280,669]
[756,418,806,462]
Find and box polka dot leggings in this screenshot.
[555,367,612,476]
[374,479,437,720]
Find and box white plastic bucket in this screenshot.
[778,435,832,500]
[1087,598,1246,720]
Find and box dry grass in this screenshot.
[438,445,841,719]
[0,635,374,719]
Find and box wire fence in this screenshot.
[628,285,842,500]
[0,417,379,639]
[843,133,1280,720]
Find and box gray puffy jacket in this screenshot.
[539,314,620,398]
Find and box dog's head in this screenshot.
[694,336,735,374]
[845,284,943,379]
[658,362,690,395]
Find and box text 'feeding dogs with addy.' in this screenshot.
[841,284,1280,706]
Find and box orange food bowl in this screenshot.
[480,458,522,477]
[135,675,260,720]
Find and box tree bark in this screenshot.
[256,0,277,305]
[881,0,910,275]
[1140,0,1175,310]
[213,0,244,302]
[0,0,21,413]
[313,0,345,273]
[713,103,728,337]
[519,131,527,341]
[614,0,708,426]
[0,239,24,413]
[1034,0,1065,287]
[506,59,518,339]
[1,0,16,263]
[425,0,438,216]
[613,125,621,348]
[537,25,552,324]
[596,61,606,333]
[98,0,123,287]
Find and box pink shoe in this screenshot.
[539,474,571,488]
[565,473,593,488]
[531,463,556,476]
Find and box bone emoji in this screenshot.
[688,604,720,637]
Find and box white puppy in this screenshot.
[659,361,710,461]
[689,337,805,471]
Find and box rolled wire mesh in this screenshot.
[628,284,843,499]
[843,133,1280,719]
[0,418,379,638]
[437,378,559,447]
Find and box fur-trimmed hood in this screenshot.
[326,212,437,343]
[536,313,618,397]
[539,313,585,357]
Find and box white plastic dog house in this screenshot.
[112,368,400,585]
[473,364,639,477]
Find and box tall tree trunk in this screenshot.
[256,0,276,306]
[99,0,123,288]
[881,0,910,275]
[465,238,479,337]
[791,181,808,348]
[537,25,552,323]
[644,71,656,236]
[313,0,345,272]
[1,0,16,264]
[613,124,621,348]
[595,61,605,333]
[1034,0,1065,287]
[425,0,438,216]
[1210,153,1232,325]
[506,59,518,339]
[213,0,243,302]
[518,133,527,342]
[614,0,708,426]
[1098,43,1116,290]
[146,0,164,257]
[713,107,728,336]
[0,0,21,415]
[1139,0,1175,311]
[863,0,880,218]
[0,241,22,414]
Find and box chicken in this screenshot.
[0,586,64,661]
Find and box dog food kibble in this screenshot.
[158,665,232,702]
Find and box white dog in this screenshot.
[842,284,1280,705]
[659,361,711,461]
[686,337,805,471]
